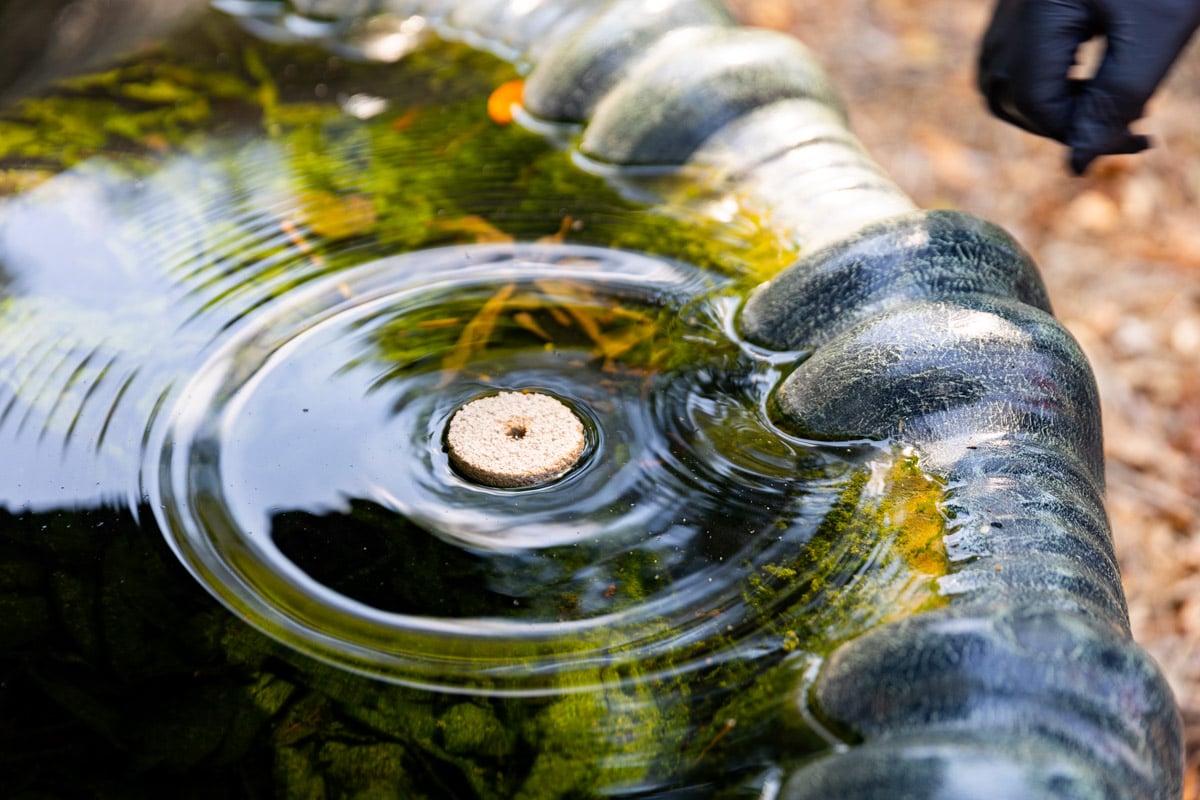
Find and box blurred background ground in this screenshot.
[729,0,1200,792]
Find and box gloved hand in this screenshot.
[978,0,1200,174]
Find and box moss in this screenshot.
[744,449,948,638]
[685,656,827,776]
[518,693,606,797]
[319,741,414,787]
[341,688,441,749]
[604,548,667,605]
[666,449,951,783]
[0,53,258,172]
[515,670,683,799]
[315,684,518,798]
[883,453,951,581]
[217,674,298,765]
[275,743,328,800]
[275,692,339,748]
[440,701,516,757]
[0,5,793,450]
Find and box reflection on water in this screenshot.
[0,7,947,797]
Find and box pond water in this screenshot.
[0,7,948,797]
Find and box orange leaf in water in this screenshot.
[279,218,325,266]
[487,79,524,125]
[439,282,516,386]
[533,279,655,361]
[512,311,553,341]
[428,214,513,244]
[537,215,577,245]
[390,106,420,132]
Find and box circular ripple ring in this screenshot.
[151,243,837,695]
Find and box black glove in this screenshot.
[978,0,1200,174]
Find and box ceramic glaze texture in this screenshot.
[0,0,1183,797]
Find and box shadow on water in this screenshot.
[0,7,950,797]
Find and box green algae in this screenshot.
[746,453,948,633]
[668,450,949,789]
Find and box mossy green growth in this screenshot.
[0,7,793,457]
[743,450,948,646]
[257,654,689,799]
[440,701,517,757]
[670,449,949,787]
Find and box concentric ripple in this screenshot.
[147,242,881,693]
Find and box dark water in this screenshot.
[0,8,947,797]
